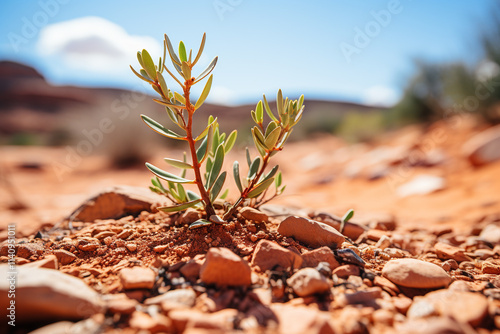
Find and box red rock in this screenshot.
[0,265,104,322]
[119,267,156,290]
[314,212,367,240]
[374,275,400,295]
[53,249,77,265]
[434,242,472,262]
[144,288,196,309]
[339,287,382,306]
[169,308,238,332]
[366,229,390,242]
[482,259,500,274]
[396,316,472,334]
[23,255,58,270]
[17,242,44,258]
[479,224,500,244]
[200,247,251,286]
[301,246,340,269]
[240,207,269,222]
[287,268,330,297]
[270,304,335,334]
[407,290,489,327]
[382,259,451,289]
[278,216,345,248]
[251,240,302,271]
[179,208,201,225]
[332,264,360,278]
[392,296,412,315]
[129,311,172,333]
[463,124,500,166]
[105,294,138,314]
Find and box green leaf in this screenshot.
[157,71,168,97]
[247,178,275,198]
[137,51,145,68]
[141,115,185,140]
[342,209,355,223]
[174,92,186,105]
[152,98,185,109]
[255,100,263,123]
[192,33,206,66]
[265,126,281,149]
[181,61,191,80]
[189,219,212,229]
[220,189,229,200]
[246,148,252,167]
[251,110,258,124]
[130,65,153,83]
[260,165,279,184]
[195,118,217,141]
[233,161,243,193]
[252,127,267,156]
[177,183,187,202]
[164,34,181,66]
[275,171,282,187]
[247,157,261,180]
[263,94,277,121]
[164,158,193,169]
[224,130,237,153]
[141,49,157,80]
[298,94,304,111]
[207,144,224,189]
[194,74,213,109]
[278,185,286,195]
[146,162,194,184]
[277,89,284,118]
[159,199,202,213]
[210,171,227,201]
[194,57,218,83]
[196,126,214,163]
[265,121,278,137]
[179,41,187,62]
[186,190,201,201]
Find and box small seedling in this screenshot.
[340,209,354,234]
[131,33,304,227]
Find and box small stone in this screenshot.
[396,316,469,334]
[126,243,137,252]
[270,304,334,334]
[463,124,500,166]
[251,240,302,271]
[382,259,451,289]
[144,288,196,310]
[366,229,389,242]
[179,208,201,225]
[278,216,344,248]
[340,287,382,305]
[392,296,412,315]
[79,243,99,252]
[180,256,204,281]
[302,246,340,270]
[117,229,133,240]
[482,259,500,274]
[434,242,472,262]
[119,267,156,290]
[376,235,391,249]
[407,290,489,327]
[153,245,168,253]
[372,309,394,326]
[479,224,500,244]
[17,243,44,259]
[105,294,138,314]
[397,175,445,197]
[94,231,116,240]
[332,264,360,278]
[53,249,77,265]
[23,255,58,270]
[287,268,330,297]
[447,280,471,292]
[129,311,172,333]
[373,275,399,295]
[240,207,269,222]
[200,247,251,286]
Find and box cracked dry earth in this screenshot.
[1,199,500,334]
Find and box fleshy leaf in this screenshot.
[158,199,201,213]
[247,178,275,198]
[189,219,212,229]
[263,94,277,121]
[195,117,217,141]
[233,161,243,193]
[264,126,281,149]
[342,209,354,223]
[207,144,224,189]
[255,101,263,123]
[194,57,218,83]
[164,34,181,66]
[141,49,157,80]
[181,61,191,80]
[146,162,194,183]
[260,165,279,184]
[141,115,185,140]
[224,130,237,153]
[130,66,153,83]
[157,71,168,97]
[194,74,213,109]
[192,33,206,66]
[210,171,226,201]
[179,41,187,63]
[164,158,193,169]
[247,157,261,180]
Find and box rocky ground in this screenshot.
[1,115,500,333]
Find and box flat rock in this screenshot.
[169,308,238,332]
[251,240,302,271]
[17,242,44,259]
[382,259,451,289]
[332,264,360,278]
[479,224,500,244]
[434,242,472,262]
[23,254,58,269]
[302,246,339,269]
[144,288,196,309]
[129,311,172,333]
[278,216,345,248]
[270,304,334,334]
[53,249,77,265]
[0,265,103,322]
[200,247,251,286]
[314,212,367,240]
[119,267,156,290]
[396,316,474,334]
[73,185,166,222]
[408,290,489,327]
[240,207,269,222]
[287,268,330,297]
[463,123,500,166]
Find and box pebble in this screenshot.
[153,245,168,253]
[301,246,340,269]
[23,254,58,270]
[119,267,156,290]
[287,268,330,297]
[240,207,269,222]
[200,247,252,286]
[126,243,137,252]
[179,208,200,225]
[270,304,334,334]
[53,249,77,265]
[397,174,445,197]
[17,242,44,259]
[407,290,489,326]
[396,316,470,334]
[105,294,138,314]
[434,242,472,262]
[339,287,382,306]
[376,235,391,249]
[479,224,500,244]
[332,264,360,278]
[180,255,204,281]
[129,310,172,333]
[144,288,196,309]
[0,265,103,321]
[251,239,302,271]
[382,258,451,289]
[278,216,345,248]
[481,259,500,274]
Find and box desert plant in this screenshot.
[130,33,304,227]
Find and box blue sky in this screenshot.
[0,0,495,106]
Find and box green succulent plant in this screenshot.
[131,33,304,227]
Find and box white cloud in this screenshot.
[206,86,239,106]
[362,85,399,107]
[36,16,161,75]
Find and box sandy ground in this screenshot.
[1,115,499,237]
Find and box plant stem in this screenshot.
[183,80,216,217]
[223,152,271,220]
